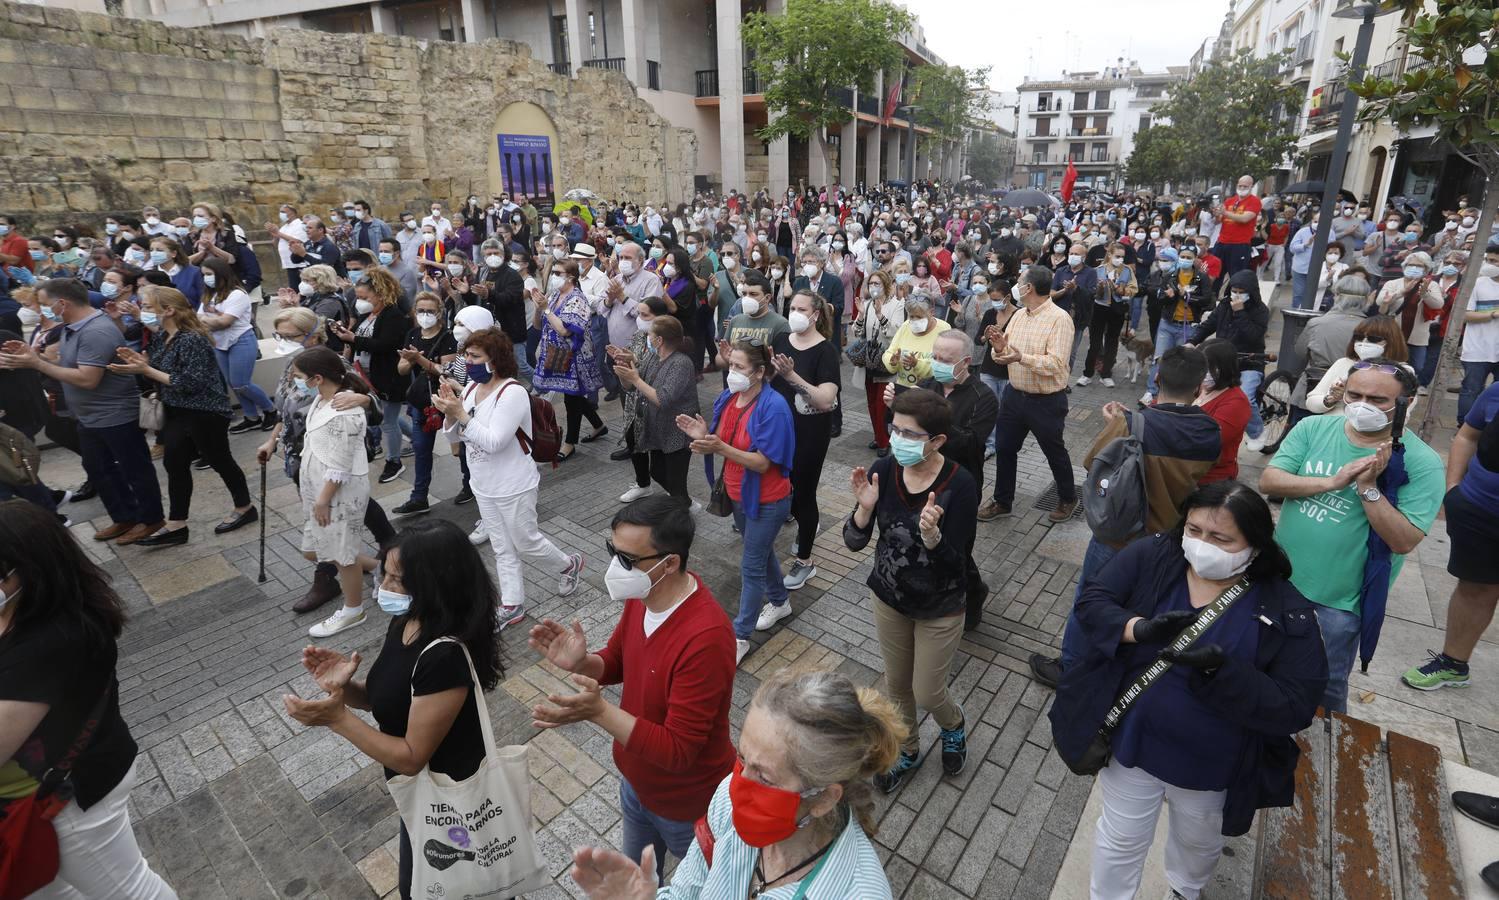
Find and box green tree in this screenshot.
[1351,0,1498,434]
[1146,48,1302,185]
[1124,124,1188,189]
[966,132,1008,186]
[742,0,913,142]
[911,64,990,156]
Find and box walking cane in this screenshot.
[257,462,268,584]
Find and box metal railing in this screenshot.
[857,94,879,116]
[647,60,660,91]
[1070,100,1116,113]
[583,57,625,73]
[743,66,763,94]
[1029,101,1064,113]
[548,61,570,75]
[1307,81,1347,122]
[831,87,854,109]
[1294,32,1316,65]
[1025,130,1058,139]
[1067,128,1113,137]
[693,67,765,97]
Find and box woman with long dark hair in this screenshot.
[1051,481,1327,900]
[661,245,702,367]
[0,500,178,899]
[282,517,502,900]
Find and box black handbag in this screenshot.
[1059,577,1252,776]
[705,459,732,517]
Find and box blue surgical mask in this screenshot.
[29,250,45,261]
[293,376,316,397]
[467,361,493,384]
[40,306,59,321]
[100,282,120,299]
[377,251,395,265]
[349,269,365,284]
[140,311,159,327]
[1177,259,1195,271]
[1441,265,1459,277]
[930,361,957,384]
[149,249,169,266]
[1403,266,1425,279]
[376,588,411,616]
[889,433,928,467]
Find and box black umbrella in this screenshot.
[885,179,909,189]
[1000,188,1059,208]
[1280,180,1358,203]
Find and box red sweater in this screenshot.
[596,575,736,821]
[1200,387,1250,484]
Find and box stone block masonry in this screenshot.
[0,0,696,233]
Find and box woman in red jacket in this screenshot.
[1195,339,1251,484]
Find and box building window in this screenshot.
[1036,120,1050,137]
[1037,92,1053,111]
[1091,143,1108,161]
[1071,116,1086,135]
[1095,90,1111,108]
[647,60,660,91]
[1139,114,1151,132]
[1069,142,1084,162]
[551,15,569,66]
[1073,91,1090,110]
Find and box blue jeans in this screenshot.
[1146,320,1192,396]
[980,373,1007,453]
[1240,369,1264,439]
[1316,605,1360,713]
[732,495,791,639]
[1290,270,1310,310]
[525,326,541,368]
[406,405,436,502]
[1460,361,1499,421]
[379,397,411,459]
[78,421,164,525]
[1416,338,1442,387]
[619,779,695,882]
[217,330,275,419]
[513,340,534,381]
[1060,537,1119,670]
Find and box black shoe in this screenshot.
[293,565,341,613]
[874,750,920,794]
[940,714,968,776]
[830,426,841,438]
[603,390,620,402]
[228,417,262,434]
[51,488,71,505]
[400,444,415,458]
[378,460,405,483]
[214,507,258,535]
[1454,791,1499,829]
[454,485,475,505]
[867,439,879,449]
[193,457,213,471]
[875,447,889,458]
[581,425,610,444]
[1029,653,1061,689]
[259,411,279,432]
[136,526,189,548]
[70,482,96,503]
[609,447,633,462]
[393,498,430,516]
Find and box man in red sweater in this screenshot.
[529,495,736,880]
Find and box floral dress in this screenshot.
[532,287,602,396]
[298,398,370,566]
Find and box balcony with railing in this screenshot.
[831,87,854,110]
[1294,32,1316,66]
[582,57,625,73]
[1025,130,1058,140]
[694,66,765,98]
[857,94,879,117]
[548,61,570,75]
[1066,127,1113,137]
[1029,101,1064,114]
[1307,80,1347,124]
[1070,100,1115,113]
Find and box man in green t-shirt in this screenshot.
[1261,362,1445,712]
[716,269,789,362]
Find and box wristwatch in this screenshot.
[1359,486,1382,503]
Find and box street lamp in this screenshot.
[1302,0,1396,310]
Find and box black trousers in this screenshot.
[990,388,1075,508]
[790,413,832,560]
[161,406,251,521]
[1083,303,1129,378]
[563,392,603,444]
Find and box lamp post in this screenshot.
[1302,0,1394,310]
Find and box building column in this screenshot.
[769,136,790,197]
[840,115,858,188]
[715,0,746,192]
[621,0,646,88]
[458,0,480,42]
[884,129,902,182]
[865,125,882,189]
[564,0,586,71]
[808,129,831,187]
[370,3,396,33]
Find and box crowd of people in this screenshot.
[1,175,1497,900]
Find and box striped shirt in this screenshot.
[996,298,1073,395]
[659,777,892,899]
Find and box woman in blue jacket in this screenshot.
[1051,480,1326,900]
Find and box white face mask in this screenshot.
[415,312,438,329]
[1068,254,1084,267]
[723,257,738,270]
[604,554,668,603]
[0,569,20,613]
[1112,256,1125,267]
[636,316,654,333]
[1011,282,1025,302]
[484,255,504,268]
[1230,291,1248,304]
[802,263,819,279]
[1181,535,1254,581]
[788,311,812,333]
[551,247,567,261]
[355,299,374,315]
[909,317,928,335]
[619,259,636,277]
[453,325,471,346]
[662,264,677,279]
[1344,400,1392,433]
[771,268,785,280]
[17,307,40,327]
[1353,340,1384,360]
[751,251,762,263]
[740,297,761,316]
[726,370,753,393]
[548,274,565,293]
[422,232,436,244]
[297,281,316,297]
[447,263,465,277]
[203,273,217,289]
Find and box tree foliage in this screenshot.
[742,0,913,142]
[1124,49,1302,186]
[966,132,1008,187]
[1124,124,1188,189]
[911,64,990,152]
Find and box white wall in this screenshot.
[650,0,713,96]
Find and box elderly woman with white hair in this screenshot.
[446,305,498,528]
[1373,250,1445,377]
[881,294,951,392]
[569,669,906,899]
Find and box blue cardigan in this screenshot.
[704,387,795,520]
[1049,534,1327,836]
[170,264,204,309]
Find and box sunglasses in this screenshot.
[1351,361,1402,376]
[604,539,669,571]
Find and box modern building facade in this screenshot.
[121,0,956,196]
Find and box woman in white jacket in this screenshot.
[853,269,904,458]
[289,346,382,639]
[431,327,582,631]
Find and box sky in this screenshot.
[898,0,1234,95]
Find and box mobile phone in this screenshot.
[1390,396,1407,449]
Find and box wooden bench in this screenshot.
[1253,711,1466,899]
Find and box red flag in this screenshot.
[1061,160,1078,203]
[882,76,902,126]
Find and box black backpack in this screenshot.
[1083,410,1149,544]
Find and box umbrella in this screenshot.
[563,188,600,203]
[885,179,909,189]
[1000,188,1059,208]
[987,188,1007,196]
[1280,181,1359,203]
[552,201,594,226]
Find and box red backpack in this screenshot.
[498,382,562,466]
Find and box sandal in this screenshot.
[556,448,575,462]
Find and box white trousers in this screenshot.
[1091,761,1226,900]
[473,488,570,610]
[29,762,178,900]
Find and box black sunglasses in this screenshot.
[604,539,669,571]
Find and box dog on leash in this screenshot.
[1122,330,1154,383]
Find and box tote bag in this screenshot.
[386,638,550,898]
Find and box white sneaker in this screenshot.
[690,500,703,513]
[736,639,752,666]
[309,606,366,638]
[619,485,653,503]
[783,560,817,591]
[1417,385,1430,397]
[496,604,525,632]
[1076,376,1091,387]
[1101,377,1116,388]
[468,524,489,546]
[1139,390,1154,406]
[1244,435,1267,453]
[558,553,584,596]
[756,600,793,630]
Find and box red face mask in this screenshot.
[729,759,815,848]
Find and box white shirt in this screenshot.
[444,379,539,497]
[204,288,253,351]
[1463,276,1499,363]
[278,218,309,269]
[577,264,610,315]
[141,219,172,237]
[642,575,698,637]
[396,225,422,264]
[422,215,454,241]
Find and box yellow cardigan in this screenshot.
[882,318,952,388]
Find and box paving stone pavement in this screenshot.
[35,294,1493,899]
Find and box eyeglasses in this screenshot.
[604,540,668,571]
[887,423,931,441]
[1351,361,1402,376]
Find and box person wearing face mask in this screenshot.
[709,241,742,338]
[852,270,903,457]
[280,517,503,900]
[330,269,414,481]
[679,342,795,665]
[881,295,951,392]
[534,258,606,458]
[372,237,419,309]
[1457,245,1499,420]
[142,237,203,309]
[389,292,458,517]
[1362,212,1408,287]
[1414,258,1465,391]
[1310,240,1349,312]
[1305,316,1411,415]
[195,257,279,434]
[414,223,448,277]
[420,203,454,242]
[1262,362,1444,712]
[568,668,903,900]
[1194,339,1253,484]
[1080,242,1138,389]
[975,280,1017,458]
[0,502,183,900]
[0,215,34,273]
[1373,251,1442,374]
[612,308,698,500]
[1187,270,1269,449]
[605,242,665,354]
[266,204,311,290]
[844,388,978,792]
[1142,249,1209,406]
[1052,481,1327,900]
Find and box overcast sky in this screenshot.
[900,0,1234,94]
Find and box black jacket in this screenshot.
[1190,298,1270,372]
[1050,535,1328,837]
[917,376,998,488]
[477,264,527,344]
[351,305,412,402]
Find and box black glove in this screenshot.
[1131,609,1201,644]
[1159,643,1227,672]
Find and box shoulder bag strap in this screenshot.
[37,678,115,803]
[1098,577,1252,737]
[412,638,500,768]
